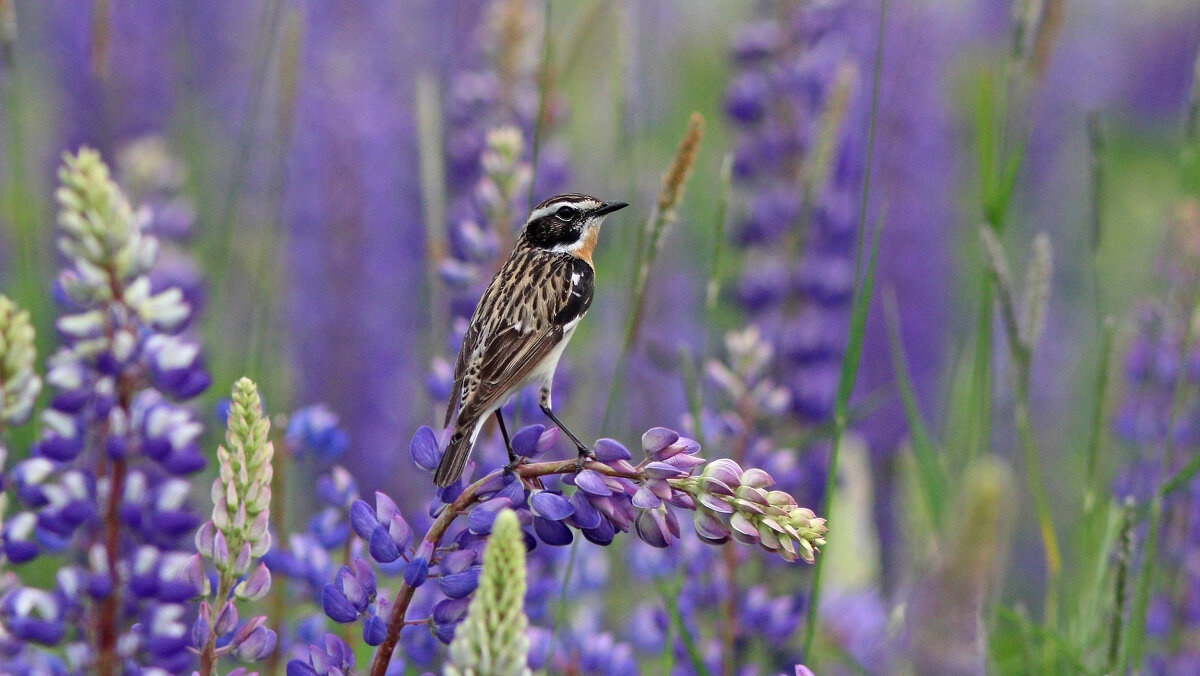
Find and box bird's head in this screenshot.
[518,194,629,259]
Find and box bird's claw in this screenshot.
[574,446,593,474]
[503,456,524,477]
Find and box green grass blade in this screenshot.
[657,578,712,676]
[1082,318,1114,513]
[803,212,884,660]
[802,0,888,660]
[883,287,945,528]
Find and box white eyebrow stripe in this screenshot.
[528,199,601,223]
[528,205,558,222]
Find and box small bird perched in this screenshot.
[435,194,629,486]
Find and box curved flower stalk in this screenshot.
[0,148,209,675]
[294,423,826,676]
[193,378,278,674]
[622,327,830,674]
[444,508,530,676]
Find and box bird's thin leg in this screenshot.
[495,409,519,471]
[540,390,591,472]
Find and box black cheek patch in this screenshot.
[526,216,580,249]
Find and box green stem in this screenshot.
[1082,318,1114,516]
[657,577,712,676]
[1013,370,1060,672]
[1105,498,1135,674]
[543,531,578,674]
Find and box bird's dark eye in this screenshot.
[555,206,578,221]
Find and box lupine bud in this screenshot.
[286,634,355,676]
[230,616,276,662]
[363,613,387,647]
[213,601,238,635]
[679,463,827,564]
[55,148,154,293]
[410,426,441,471]
[444,508,531,676]
[206,378,274,573]
[192,377,277,666]
[322,583,360,624]
[234,562,272,601]
[404,557,429,588]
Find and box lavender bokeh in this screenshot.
[283,3,441,494]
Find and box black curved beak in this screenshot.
[592,201,629,217]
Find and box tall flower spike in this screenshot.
[195,377,276,674]
[211,377,274,566]
[0,295,41,428]
[444,508,531,676]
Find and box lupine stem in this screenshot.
[93,456,125,676]
[94,271,136,676]
[1106,498,1135,674]
[197,577,234,676]
[657,577,711,676]
[718,543,739,676]
[367,458,644,676]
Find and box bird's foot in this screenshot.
[503,456,525,477]
[574,446,594,474]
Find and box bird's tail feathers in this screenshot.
[434,424,474,487]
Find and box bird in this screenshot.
[434,193,629,486]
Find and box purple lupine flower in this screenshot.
[311,416,827,674]
[0,148,209,671]
[286,633,356,676]
[529,624,640,676]
[287,405,350,462]
[322,559,377,624]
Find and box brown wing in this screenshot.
[459,324,564,420]
[443,250,528,427]
[443,318,482,427]
[445,251,587,426]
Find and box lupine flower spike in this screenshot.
[444,508,530,676]
[194,378,277,673]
